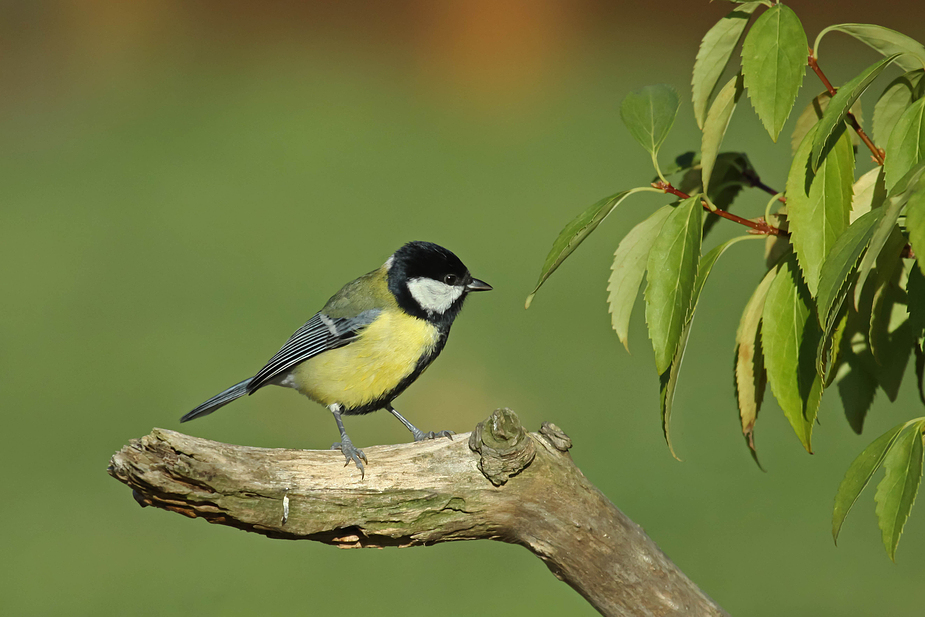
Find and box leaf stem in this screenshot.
[652,180,786,236]
[807,47,886,166]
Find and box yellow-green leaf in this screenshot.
[884,98,925,190]
[875,421,925,561]
[786,123,855,296]
[741,4,807,142]
[692,1,763,129]
[607,206,673,352]
[762,253,822,452]
[527,190,638,308]
[833,420,909,544]
[645,196,703,374]
[702,74,744,198]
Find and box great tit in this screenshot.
[180,241,491,477]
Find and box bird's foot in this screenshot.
[331,439,368,478]
[411,429,455,442]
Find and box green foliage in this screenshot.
[645,196,703,374]
[810,55,899,171]
[741,4,807,142]
[692,1,763,129]
[526,1,925,559]
[619,84,681,180]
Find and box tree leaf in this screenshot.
[741,4,808,142]
[735,262,779,466]
[786,123,855,296]
[659,234,754,459]
[620,85,681,158]
[692,1,763,129]
[854,162,925,309]
[875,420,925,561]
[884,98,925,190]
[906,180,925,276]
[607,206,674,352]
[850,167,888,223]
[791,92,862,156]
[645,196,703,374]
[762,253,823,452]
[873,69,925,145]
[815,24,925,73]
[811,55,899,172]
[833,420,909,543]
[702,74,745,198]
[526,190,638,308]
[815,210,883,375]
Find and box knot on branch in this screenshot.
[468,408,535,486]
[539,422,572,452]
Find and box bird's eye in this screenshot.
[443,274,459,285]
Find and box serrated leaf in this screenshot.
[885,98,925,190]
[620,85,681,158]
[607,206,674,352]
[815,210,883,376]
[527,190,637,307]
[741,4,808,142]
[850,167,888,223]
[645,196,703,374]
[702,74,745,198]
[791,92,862,156]
[660,234,754,459]
[816,210,882,325]
[762,253,823,452]
[906,182,925,276]
[736,263,779,466]
[854,162,925,309]
[816,24,925,73]
[811,55,899,171]
[692,2,763,129]
[875,421,925,561]
[873,69,925,145]
[786,123,855,296]
[833,420,909,543]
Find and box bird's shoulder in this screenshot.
[321,266,398,318]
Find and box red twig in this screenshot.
[653,181,786,236]
[807,47,885,166]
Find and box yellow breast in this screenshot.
[289,310,440,409]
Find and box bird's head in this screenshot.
[387,241,492,325]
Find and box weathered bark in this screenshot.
[109,408,728,617]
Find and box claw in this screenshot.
[413,429,455,442]
[331,441,367,479]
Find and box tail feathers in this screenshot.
[180,378,253,423]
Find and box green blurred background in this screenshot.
[3,1,925,615]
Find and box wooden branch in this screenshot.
[109,409,729,617]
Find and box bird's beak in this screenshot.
[466,278,493,292]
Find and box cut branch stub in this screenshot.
[468,407,537,486]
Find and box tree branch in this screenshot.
[807,48,886,166]
[109,409,729,617]
[654,180,785,236]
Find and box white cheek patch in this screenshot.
[407,277,464,314]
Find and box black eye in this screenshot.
[443,274,459,285]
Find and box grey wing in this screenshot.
[246,309,380,393]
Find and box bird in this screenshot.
[180,241,492,477]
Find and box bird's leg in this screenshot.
[387,404,454,442]
[328,405,367,478]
